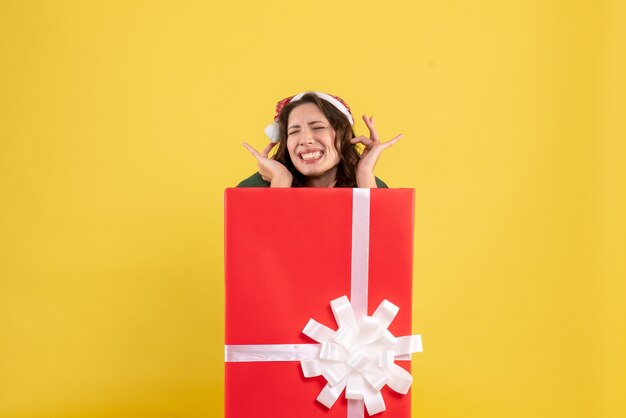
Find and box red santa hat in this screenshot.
[264,92,354,142]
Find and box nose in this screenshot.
[298,127,315,146]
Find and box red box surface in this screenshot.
[225,188,415,417]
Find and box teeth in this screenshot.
[301,151,323,161]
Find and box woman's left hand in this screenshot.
[350,115,403,188]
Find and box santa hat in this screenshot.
[264,92,354,142]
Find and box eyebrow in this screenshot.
[288,120,326,130]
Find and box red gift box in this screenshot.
[224,188,419,417]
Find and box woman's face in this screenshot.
[286,102,341,181]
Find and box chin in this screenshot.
[296,168,321,177]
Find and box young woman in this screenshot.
[239,92,402,188]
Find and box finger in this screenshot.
[262,142,276,158]
[243,142,262,160]
[381,134,403,149]
[350,135,373,146]
[362,114,375,125]
[362,114,379,142]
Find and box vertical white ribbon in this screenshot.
[348,188,371,418]
[351,188,370,318]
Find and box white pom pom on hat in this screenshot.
[264,122,281,142]
[264,91,354,143]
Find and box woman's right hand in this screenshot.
[243,142,293,187]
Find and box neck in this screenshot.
[305,167,338,188]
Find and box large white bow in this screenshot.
[301,296,423,416]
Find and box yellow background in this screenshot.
[1,1,624,417]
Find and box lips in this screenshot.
[299,149,324,163]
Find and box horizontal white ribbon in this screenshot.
[225,344,321,362]
[225,344,412,363]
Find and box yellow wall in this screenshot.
[1,1,624,417]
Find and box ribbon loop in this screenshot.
[347,350,369,371]
[333,325,356,349]
[324,362,352,386]
[345,374,365,400]
[317,378,347,408]
[386,364,414,395]
[301,358,333,377]
[372,299,399,329]
[320,341,347,361]
[363,384,386,416]
[331,296,358,328]
[376,330,397,347]
[303,319,335,343]
[361,365,388,391]
[393,335,423,355]
[377,350,395,368]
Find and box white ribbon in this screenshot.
[301,295,422,416]
[225,344,321,362]
[351,188,370,319]
[225,189,423,417]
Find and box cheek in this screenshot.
[286,139,299,160]
[329,135,341,157]
[286,137,295,152]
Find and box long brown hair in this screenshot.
[272,93,360,187]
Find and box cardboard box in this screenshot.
[225,188,418,417]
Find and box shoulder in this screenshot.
[375,177,389,188]
[237,172,270,187]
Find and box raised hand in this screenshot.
[349,115,403,188]
[243,142,293,187]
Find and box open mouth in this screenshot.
[299,150,324,163]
